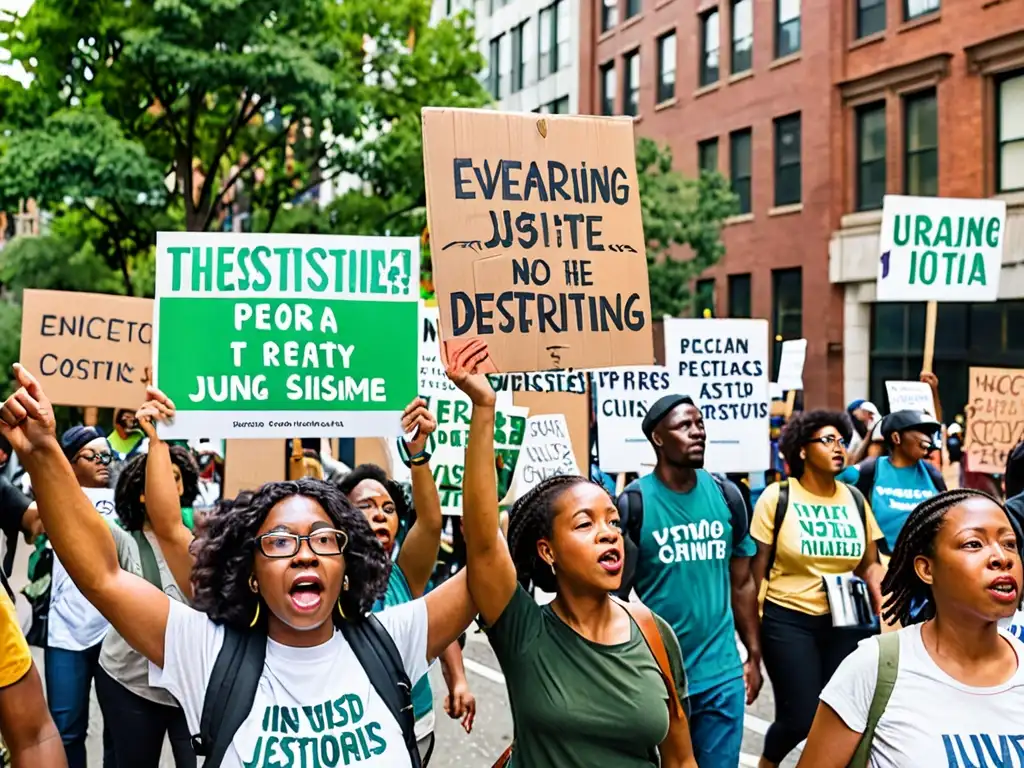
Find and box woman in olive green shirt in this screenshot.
[447,340,697,768]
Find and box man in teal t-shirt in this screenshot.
[618,394,761,768]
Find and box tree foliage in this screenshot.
[0,0,487,293]
[635,137,738,318]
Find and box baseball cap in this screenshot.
[880,410,941,446]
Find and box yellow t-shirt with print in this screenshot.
[751,479,883,616]
[0,582,31,688]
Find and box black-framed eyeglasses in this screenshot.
[806,435,847,449]
[256,529,348,558]
[76,452,113,466]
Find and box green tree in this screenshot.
[0,0,487,295]
[636,137,738,318]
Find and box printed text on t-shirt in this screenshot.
[652,520,727,564]
[943,733,1024,767]
[794,503,863,559]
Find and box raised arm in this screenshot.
[0,365,170,667]
[137,388,195,598]
[395,398,443,598]
[445,339,517,626]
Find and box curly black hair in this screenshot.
[507,474,611,592]
[779,409,853,479]
[336,464,413,526]
[881,489,1016,626]
[191,478,391,631]
[114,446,200,532]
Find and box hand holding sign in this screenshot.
[401,397,437,455]
[0,364,60,461]
[136,386,177,442]
[445,339,497,408]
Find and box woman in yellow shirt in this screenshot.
[750,410,885,768]
[0,572,66,767]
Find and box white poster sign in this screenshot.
[593,366,676,474]
[876,195,1005,302]
[83,487,116,517]
[663,318,770,473]
[776,339,807,391]
[885,380,937,417]
[502,414,581,503]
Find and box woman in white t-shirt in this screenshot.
[0,364,477,768]
[799,489,1024,767]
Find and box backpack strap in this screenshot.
[765,481,790,579]
[710,474,751,551]
[130,530,163,590]
[194,627,267,768]
[854,457,878,501]
[611,596,685,721]
[924,460,946,492]
[615,483,644,598]
[340,615,422,768]
[848,632,900,768]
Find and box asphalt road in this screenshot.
[9,543,798,768]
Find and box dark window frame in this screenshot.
[695,278,716,318]
[903,0,939,22]
[600,61,616,116]
[856,0,886,39]
[488,35,503,98]
[728,274,752,318]
[698,137,719,174]
[699,9,720,87]
[626,0,642,19]
[656,31,677,104]
[904,88,938,196]
[774,112,802,206]
[731,0,753,74]
[771,268,803,381]
[996,69,1024,193]
[775,0,801,58]
[856,101,886,211]
[730,128,753,215]
[511,21,527,93]
[623,49,640,117]
[600,0,619,32]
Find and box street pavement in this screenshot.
[9,543,798,768]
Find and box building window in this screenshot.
[600,61,616,116]
[657,32,676,103]
[623,50,640,117]
[904,0,938,21]
[626,0,641,18]
[539,3,554,77]
[857,0,885,38]
[730,128,753,214]
[698,138,719,173]
[488,35,505,98]
[776,0,800,58]
[601,0,618,32]
[774,113,802,206]
[731,0,753,74]
[549,95,570,113]
[695,279,716,318]
[511,20,530,93]
[700,10,720,86]
[728,274,752,318]
[555,0,570,72]
[772,268,803,380]
[997,70,1024,193]
[905,89,938,196]
[856,102,886,211]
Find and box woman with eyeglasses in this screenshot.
[750,410,886,768]
[0,364,477,768]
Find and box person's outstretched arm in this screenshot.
[797,703,860,768]
[0,662,66,768]
[445,340,517,626]
[395,398,443,598]
[0,365,170,667]
[137,388,194,598]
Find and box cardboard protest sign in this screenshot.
[885,381,937,416]
[775,339,807,391]
[427,398,529,514]
[512,389,590,476]
[153,233,419,439]
[503,414,580,503]
[593,366,676,473]
[664,318,770,473]
[224,439,285,498]
[965,367,1024,474]
[421,108,654,373]
[20,289,154,408]
[877,195,1006,302]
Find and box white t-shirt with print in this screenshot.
[821,623,1024,768]
[150,598,429,768]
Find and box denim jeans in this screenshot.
[686,676,747,768]
[44,643,113,768]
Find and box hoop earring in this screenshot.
[249,601,261,628]
[337,599,347,620]
[249,575,258,593]
[550,562,556,577]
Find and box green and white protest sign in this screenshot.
[877,195,1006,302]
[154,232,419,438]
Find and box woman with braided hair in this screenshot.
[446,339,696,768]
[799,489,1024,767]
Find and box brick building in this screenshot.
[579,0,1024,415]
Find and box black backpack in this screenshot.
[765,481,869,577]
[192,615,422,768]
[851,457,945,556]
[616,472,752,596]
